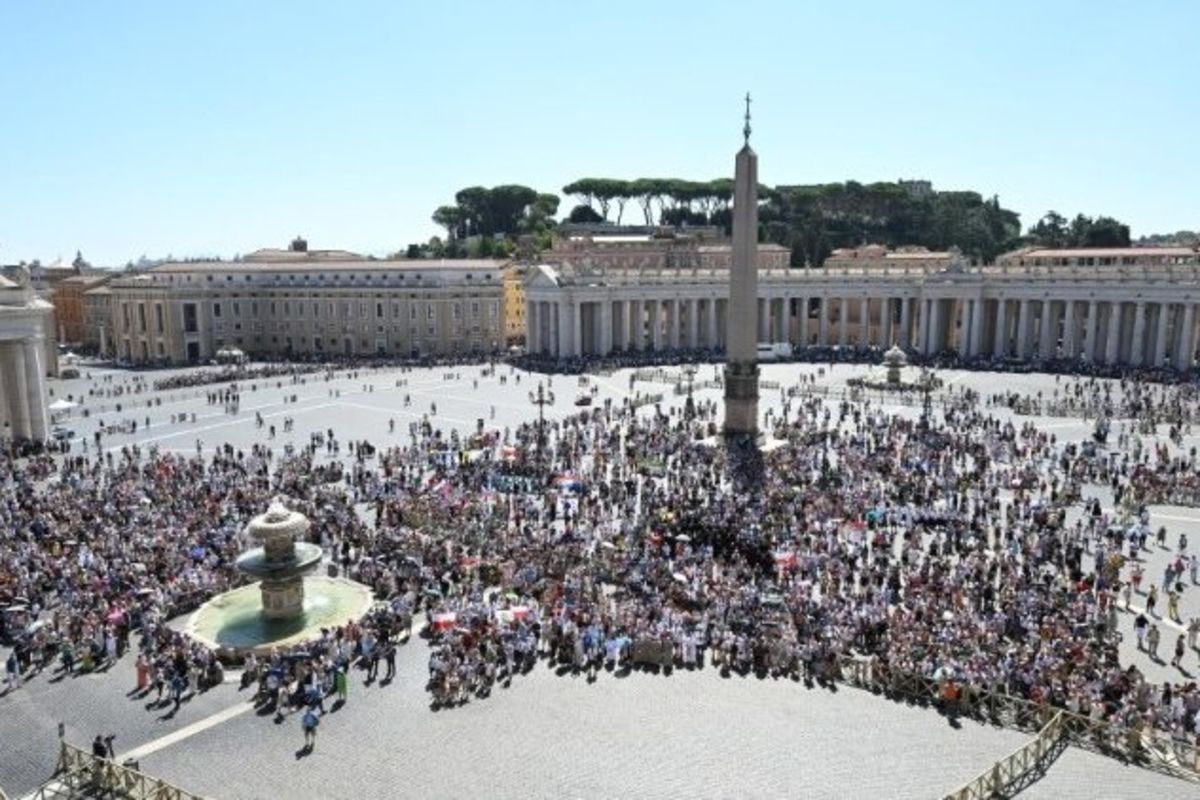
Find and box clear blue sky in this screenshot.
[2,1,1196,266]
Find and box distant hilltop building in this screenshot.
[545,225,788,272]
[898,179,933,197]
[823,244,965,272]
[92,240,508,365]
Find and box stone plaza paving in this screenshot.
[3,360,1200,798]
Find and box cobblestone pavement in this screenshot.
[3,362,1198,798]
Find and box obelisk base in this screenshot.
[723,361,760,437]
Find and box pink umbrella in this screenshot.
[432,612,457,632]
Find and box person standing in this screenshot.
[334,666,348,704]
[302,708,319,750]
[5,650,19,692]
[383,641,397,681]
[1146,584,1159,617]
[1134,613,1149,650]
[1148,624,1161,661]
[1172,635,1186,668]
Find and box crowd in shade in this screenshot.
[3,360,1200,754]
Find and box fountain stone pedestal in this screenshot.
[236,502,322,620]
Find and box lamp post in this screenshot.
[528,381,555,468]
[682,364,698,421]
[919,366,933,431]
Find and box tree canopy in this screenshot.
[1026,212,1131,249]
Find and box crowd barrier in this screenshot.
[31,740,206,800]
[837,655,1200,783]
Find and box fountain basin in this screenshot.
[185,576,374,657]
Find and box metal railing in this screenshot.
[31,740,207,800]
[837,655,1200,786]
[943,712,1066,800]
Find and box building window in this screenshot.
[376,302,384,318]
[155,304,164,333]
[232,302,241,316]
[138,304,147,332]
[183,303,198,334]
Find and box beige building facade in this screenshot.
[102,246,507,365]
[525,245,1200,371]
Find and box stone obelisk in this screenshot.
[723,93,759,437]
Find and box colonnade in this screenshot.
[0,335,50,441]
[525,292,1199,371]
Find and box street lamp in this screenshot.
[528,381,555,468]
[681,364,698,421]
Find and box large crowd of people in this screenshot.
[3,356,1200,765]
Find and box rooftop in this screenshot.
[1007,246,1199,259]
[150,258,507,274]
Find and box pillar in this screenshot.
[527,300,538,353]
[599,300,613,356]
[798,297,809,346]
[1175,303,1195,370]
[2,342,32,439]
[1038,301,1054,359]
[818,298,830,345]
[23,338,49,441]
[649,299,662,351]
[686,300,699,349]
[1129,301,1146,366]
[1016,300,1031,359]
[556,302,569,357]
[573,301,583,357]
[900,298,912,349]
[969,299,984,357]
[1105,302,1121,364]
[840,293,849,345]
[880,298,892,347]
[993,298,1008,358]
[859,297,870,347]
[927,299,941,355]
[1150,303,1168,367]
[1083,300,1098,362]
[1062,300,1077,359]
[669,298,681,349]
[707,299,718,349]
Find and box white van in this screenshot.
[756,342,791,361]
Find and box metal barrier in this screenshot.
[943,712,1066,800]
[837,655,1200,785]
[30,740,207,800]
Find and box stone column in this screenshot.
[1062,300,1077,359]
[969,300,984,357]
[838,297,850,347]
[900,298,912,349]
[797,297,809,346]
[23,338,49,441]
[1129,301,1146,366]
[599,300,613,356]
[649,299,658,351]
[666,299,678,349]
[1104,302,1121,364]
[880,298,892,347]
[555,302,568,357]
[818,298,830,345]
[993,299,1008,358]
[526,301,538,353]
[3,342,32,440]
[1083,301,1098,362]
[859,297,870,347]
[1175,303,1196,370]
[1153,303,1170,367]
[1015,300,1031,359]
[1037,301,1053,358]
[927,299,941,355]
[572,301,584,357]
[915,299,928,353]
[707,299,718,349]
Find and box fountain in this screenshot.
[883,343,907,387]
[235,501,322,619]
[184,501,373,657]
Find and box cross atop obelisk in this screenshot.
[743,92,752,145]
[723,93,760,439]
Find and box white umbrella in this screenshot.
[48,399,78,411]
